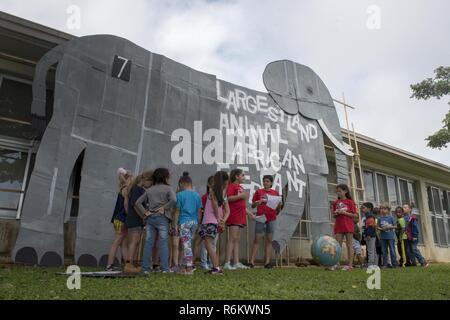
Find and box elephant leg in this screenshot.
[308,173,332,240]
[73,144,137,267]
[13,131,86,267]
[272,185,306,254]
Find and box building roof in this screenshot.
[342,128,450,185]
[0,11,74,67]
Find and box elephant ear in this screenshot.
[263,60,335,120]
[263,60,298,115]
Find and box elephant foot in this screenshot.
[13,227,64,267]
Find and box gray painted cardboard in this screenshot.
[13,35,350,266]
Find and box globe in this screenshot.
[311,235,342,266]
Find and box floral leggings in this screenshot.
[180,220,198,267]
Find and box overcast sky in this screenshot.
[1,0,449,166]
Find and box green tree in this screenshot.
[410,66,450,149]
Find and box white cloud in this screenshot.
[1,0,449,165]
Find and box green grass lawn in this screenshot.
[1,264,449,300]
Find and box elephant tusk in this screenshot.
[317,118,354,157]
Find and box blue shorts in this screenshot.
[255,220,276,235]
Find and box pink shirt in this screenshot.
[202,194,227,225]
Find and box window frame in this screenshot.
[427,185,450,247]
[0,141,33,219]
[0,74,33,126]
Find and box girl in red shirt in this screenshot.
[332,184,358,271]
[224,169,254,270]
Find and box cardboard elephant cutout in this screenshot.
[13,35,351,266]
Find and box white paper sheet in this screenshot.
[254,215,267,223]
[266,194,282,210]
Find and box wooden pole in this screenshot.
[342,93,357,199]
[352,123,366,202]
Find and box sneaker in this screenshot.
[169,265,180,273]
[234,262,250,269]
[124,262,142,274]
[341,265,353,271]
[248,263,255,268]
[223,262,236,270]
[264,263,273,269]
[183,269,194,276]
[105,264,120,272]
[141,270,151,276]
[209,267,224,275]
[200,264,211,271]
[326,264,339,271]
[421,263,429,268]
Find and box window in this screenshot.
[442,190,449,214]
[399,179,410,205]
[0,147,30,218]
[408,181,419,209]
[443,191,450,245]
[376,173,388,204]
[363,171,376,203]
[0,75,53,140]
[355,169,364,204]
[387,176,398,208]
[427,186,449,247]
[0,77,33,139]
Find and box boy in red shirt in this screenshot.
[249,175,281,269]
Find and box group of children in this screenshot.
[332,184,428,271]
[107,168,281,275]
[107,169,428,275]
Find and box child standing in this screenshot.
[168,177,185,273]
[136,168,177,274]
[224,169,251,270]
[173,172,202,275]
[106,169,132,271]
[361,202,377,269]
[249,175,281,269]
[331,184,358,271]
[373,207,383,266]
[352,219,364,268]
[199,171,230,275]
[404,203,428,267]
[123,170,153,273]
[198,176,216,270]
[377,202,398,268]
[402,203,413,266]
[395,206,408,267]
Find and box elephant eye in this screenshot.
[306,86,314,95]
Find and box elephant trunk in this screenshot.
[31,47,63,137]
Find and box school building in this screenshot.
[0,11,449,264]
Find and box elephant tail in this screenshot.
[31,46,64,137]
